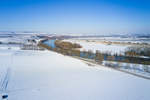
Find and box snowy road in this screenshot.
[0,49,150,100]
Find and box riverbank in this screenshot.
[39,39,150,65]
[38,39,150,80]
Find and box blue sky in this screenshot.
[0,0,150,34]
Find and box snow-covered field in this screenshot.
[0,46,150,100]
[64,39,128,54]
[70,37,150,44]
[0,44,20,50]
[0,33,39,44]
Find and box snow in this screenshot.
[79,42,126,54]
[0,48,150,100]
[64,40,128,54]
[103,61,150,78]
[71,36,150,44]
[0,45,20,50]
[0,33,39,44]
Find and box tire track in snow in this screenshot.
[0,68,11,92]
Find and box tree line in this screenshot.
[125,45,150,57]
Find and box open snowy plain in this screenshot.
[0,46,150,100]
[64,39,128,54]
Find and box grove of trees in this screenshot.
[125,45,150,57]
